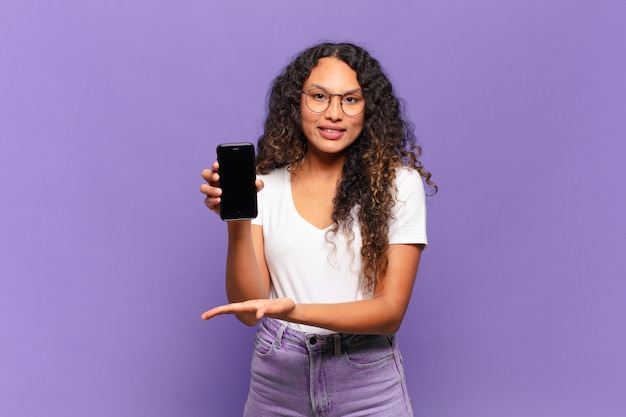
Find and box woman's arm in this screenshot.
[201,164,270,325]
[201,243,423,335]
[224,223,270,325]
[286,243,422,334]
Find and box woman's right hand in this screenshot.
[200,161,265,217]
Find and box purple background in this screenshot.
[1,1,625,416]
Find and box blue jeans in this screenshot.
[243,318,413,417]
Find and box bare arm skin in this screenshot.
[201,163,269,325]
[201,163,423,334]
[201,242,423,335]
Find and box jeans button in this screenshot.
[309,337,317,345]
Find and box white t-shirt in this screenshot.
[252,166,427,333]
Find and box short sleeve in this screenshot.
[388,167,428,246]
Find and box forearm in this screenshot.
[203,243,421,331]
[282,298,408,335]
[225,221,269,302]
[281,245,421,334]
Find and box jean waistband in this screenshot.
[261,318,394,355]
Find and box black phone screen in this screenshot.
[216,142,258,221]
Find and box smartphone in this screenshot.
[216,142,258,221]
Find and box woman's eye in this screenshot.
[313,93,328,101]
[344,95,360,104]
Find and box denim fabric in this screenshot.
[243,318,413,417]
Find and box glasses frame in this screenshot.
[301,87,365,117]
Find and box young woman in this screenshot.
[200,42,436,417]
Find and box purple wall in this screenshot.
[1,1,625,416]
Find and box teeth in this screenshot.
[323,129,341,133]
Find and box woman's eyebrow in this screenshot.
[306,83,363,94]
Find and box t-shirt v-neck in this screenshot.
[286,169,334,233]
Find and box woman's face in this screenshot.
[300,57,364,159]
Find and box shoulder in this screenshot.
[395,165,422,181]
[394,166,425,195]
[257,167,288,185]
[257,167,289,197]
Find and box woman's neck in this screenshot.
[294,151,345,181]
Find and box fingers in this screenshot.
[200,300,260,320]
[200,304,231,320]
[200,161,263,216]
[201,162,222,212]
[201,299,295,321]
[256,303,268,320]
[255,179,264,193]
[201,185,221,210]
[200,306,226,320]
[201,188,221,212]
[200,300,268,320]
[201,161,220,187]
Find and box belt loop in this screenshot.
[275,321,288,349]
[334,334,341,356]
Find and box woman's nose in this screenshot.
[324,96,343,120]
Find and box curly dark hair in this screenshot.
[256,42,436,292]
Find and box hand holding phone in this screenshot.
[216,142,258,221]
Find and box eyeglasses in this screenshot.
[301,88,365,116]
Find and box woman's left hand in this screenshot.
[201,298,295,321]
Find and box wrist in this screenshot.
[226,220,252,237]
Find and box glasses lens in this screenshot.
[341,93,365,116]
[305,89,330,113]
